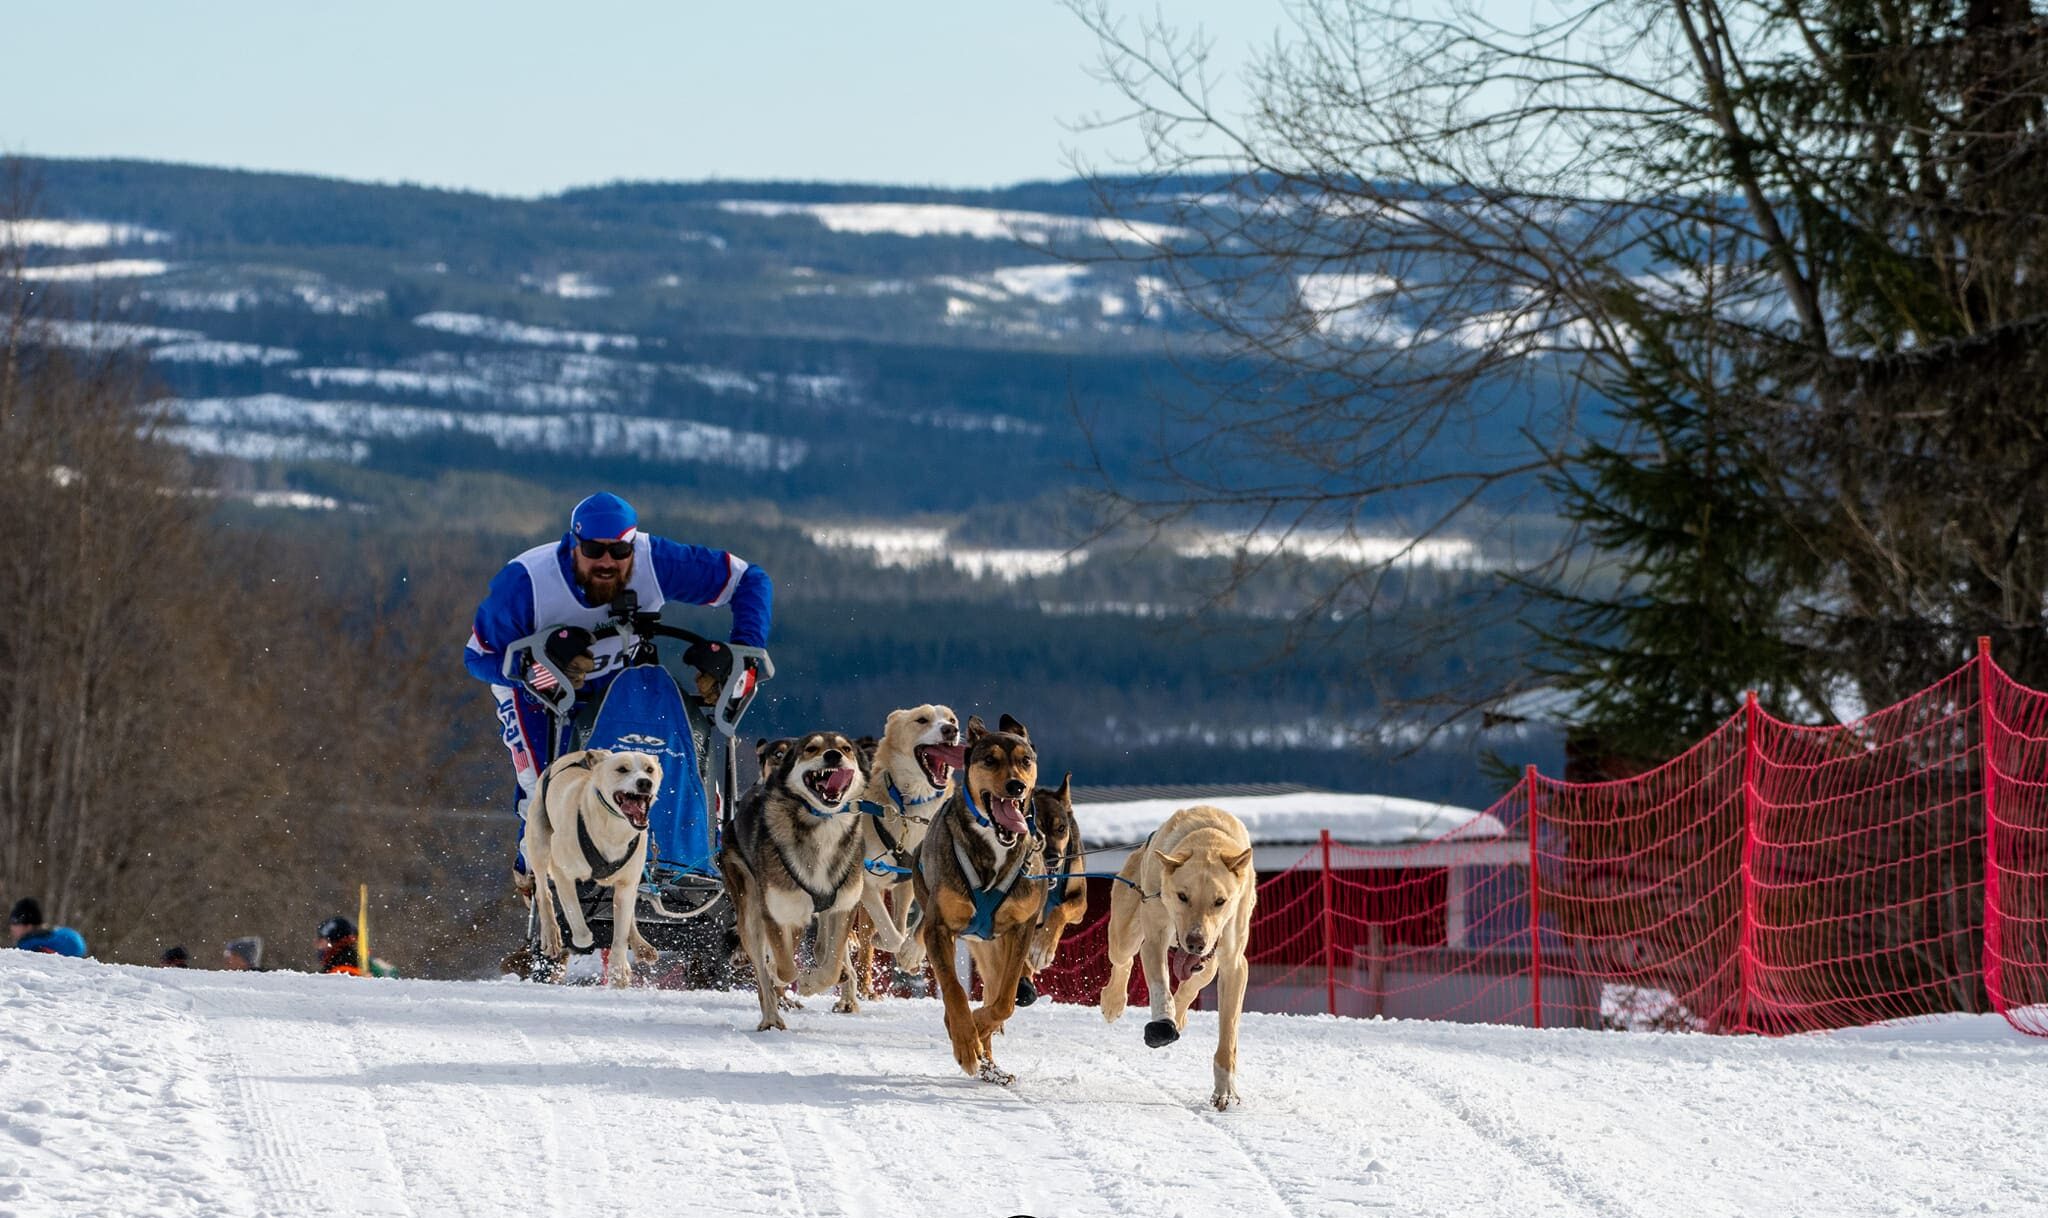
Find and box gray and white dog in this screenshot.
[716,731,868,1030]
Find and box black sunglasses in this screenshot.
[577,538,634,560]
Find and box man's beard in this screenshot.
[582,567,626,603]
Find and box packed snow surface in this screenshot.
[3,952,2041,1217]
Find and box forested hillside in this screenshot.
[8,157,1564,969]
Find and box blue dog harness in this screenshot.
[950,833,1037,941]
[858,776,945,872]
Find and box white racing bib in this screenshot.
[511,535,667,684]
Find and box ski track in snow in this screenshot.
[3,953,2046,1218]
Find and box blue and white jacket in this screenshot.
[464,533,772,696]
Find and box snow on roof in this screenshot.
[1074,789,1507,848]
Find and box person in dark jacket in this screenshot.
[160,945,190,967]
[8,899,88,958]
[315,916,364,976]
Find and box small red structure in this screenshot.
[1035,784,1568,1025]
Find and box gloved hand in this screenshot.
[541,625,597,691]
[683,638,734,702]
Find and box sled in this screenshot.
[502,589,773,985]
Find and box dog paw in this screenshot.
[776,991,805,1012]
[756,1015,787,1032]
[950,1036,982,1076]
[976,1058,1016,1086]
[1143,1019,1181,1049]
[832,993,860,1015]
[1211,1084,1240,1111]
[629,941,659,966]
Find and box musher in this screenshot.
[463,492,773,901]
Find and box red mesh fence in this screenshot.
[1032,642,2047,1036]
[1986,660,2048,1035]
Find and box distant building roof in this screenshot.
[1071,788,1508,848]
[1071,782,1323,804]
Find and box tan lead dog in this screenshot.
[1100,805,1257,1109]
[524,748,663,988]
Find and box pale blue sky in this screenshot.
[1,2,1286,197]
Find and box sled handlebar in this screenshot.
[502,609,774,738]
[500,635,578,717]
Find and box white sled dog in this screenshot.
[524,748,663,988]
[1100,804,1257,1110]
[856,704,961,974]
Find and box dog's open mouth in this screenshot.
[981,790,1031,837]
[803,766,855,808]
[613,791,651,830]
[916,743,963,789]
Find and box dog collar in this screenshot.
[889,775,946,809]
[857,776,944,821]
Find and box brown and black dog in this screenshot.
[1025,775,1088,987]
[912,713,1044,1084]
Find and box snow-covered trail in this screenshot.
[1,953,2043,1218]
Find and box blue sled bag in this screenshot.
[581,665,713,875]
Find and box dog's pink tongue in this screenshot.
[989,797,1029,836]
[924,743,967,771]
[822,768,853,799]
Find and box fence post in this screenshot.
[1979,636,2004,1015]
[1738,690,1760,1034]
[1526,764,1543,1030]
[1319,829,1336,1016]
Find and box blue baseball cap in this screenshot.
[569,492,638,541]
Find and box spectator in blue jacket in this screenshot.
[8,898,88,958]
[462,492,772,882]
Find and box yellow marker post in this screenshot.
[357,883,370,974]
